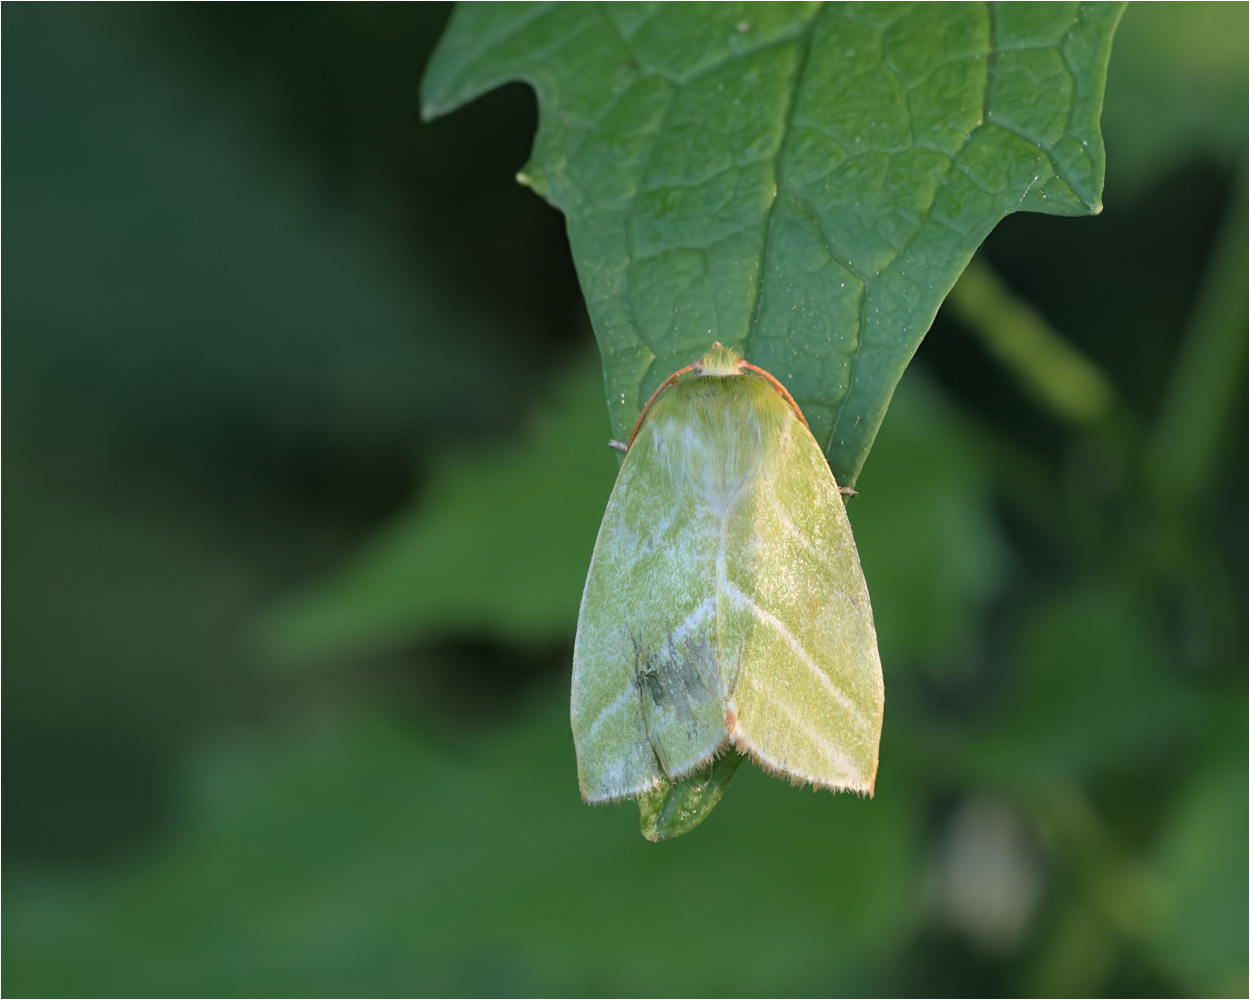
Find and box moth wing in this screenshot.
[571,422,728,803]
[723,416,884,793]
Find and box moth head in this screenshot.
[696,341,744,378]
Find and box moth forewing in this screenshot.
[571,343,884,816]
[570,408,728,803]
[722,410,883,793]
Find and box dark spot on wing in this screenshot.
[642,665,666,706]
[631,627,719,734]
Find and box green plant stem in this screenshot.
[946,257,1116,426]
[1143,167,1248,506]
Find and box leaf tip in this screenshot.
[417,87,451,124]
[516,159,550,198]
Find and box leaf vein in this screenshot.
[743,8,822,363]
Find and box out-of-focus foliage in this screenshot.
[2,1,522,863]
[3,4,1245,998]
[6,705,923,996]
[424,2,1123,486]
[1099,1,1247,197]
[5,7,515,452]
[268,362,618,661]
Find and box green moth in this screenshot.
[572,343,884,823]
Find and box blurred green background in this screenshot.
[4,3,1246,996]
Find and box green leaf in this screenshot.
[638,749,745,842]
[422,2,1123,485]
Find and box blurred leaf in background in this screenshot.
[266,358,617,663]
[1099,1,1247,198]
[3,3,1246,998]
[2,1,522,864]
[5,699,925,996]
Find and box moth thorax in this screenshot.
[649,379,791,518]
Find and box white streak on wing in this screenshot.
[622,508,676,573]
[766,489,836,577]
[671,596,715,643]
[584,686,635,742]
[746,671,860,782]
[584,598,713,744]
[721,578,866,727]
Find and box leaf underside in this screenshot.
[422,0,1122,486]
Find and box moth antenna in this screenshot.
[626,362,700,449]
[738,361,810,430]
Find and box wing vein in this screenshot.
[721,578,865,726]
[742,671,860,783]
